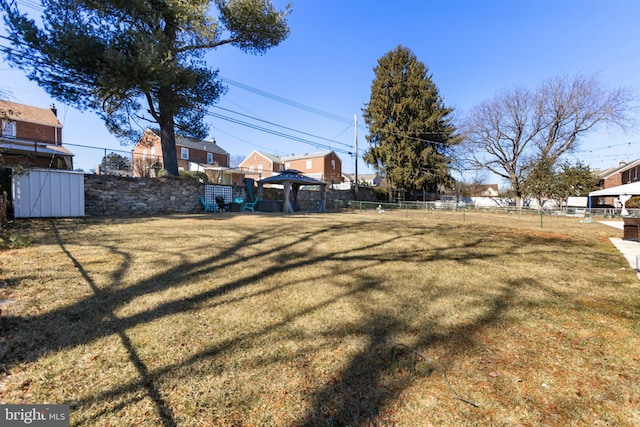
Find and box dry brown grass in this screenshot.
[0,210,639,426]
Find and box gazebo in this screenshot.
[257,169,327,213]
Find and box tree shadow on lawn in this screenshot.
[0,218,598,426]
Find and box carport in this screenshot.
[589,181,640,216]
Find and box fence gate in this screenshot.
[12,168,85,218]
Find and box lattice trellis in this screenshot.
[204,185,232,204]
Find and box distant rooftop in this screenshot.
[0,99,62,128]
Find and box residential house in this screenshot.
[0,99,73,170]
[336,172,383,190]
[355,173,383,187]
[240,150,343,184]
[238,150,284,179]
[132,129,242,184]
[473,184,499,197]
[594,159,640,206]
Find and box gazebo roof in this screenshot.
[258,169,326,186]
[257,170,327,213]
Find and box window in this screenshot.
[279,164,284,171]
[331,159,336,170]
[249,165,254,172]
[142,148,147,161]
[306,159,312,169]
[181,147,189,160]
[257,164,263,173]
[3,120,15,138]
[207,153,214,164]
[285,162,290,169]
[151,147,156,158]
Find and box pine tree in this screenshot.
[362,45,459,200]
[1,0,291,176]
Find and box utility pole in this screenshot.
[354,114,359,199]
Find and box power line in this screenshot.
[575,141,640,154]
[220,76,353,124]
[15,0,44,12]
[211,105,356,151]
[206,110,355,157]
[212,127,291,155]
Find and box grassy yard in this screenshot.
[0,210,639,426]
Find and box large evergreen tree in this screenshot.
[0,0,291,176]
[362,45,459,200]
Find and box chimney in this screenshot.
[620,161,627,167]
[210,138,216,145]
[50,103,57,117]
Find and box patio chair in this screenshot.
[200,196,219,212]
[241,197,259,213]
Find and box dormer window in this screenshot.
[2,120,16,138]
[207,153,214,164]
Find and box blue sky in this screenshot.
[2,0,640,183]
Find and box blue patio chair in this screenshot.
[200,196,219,212]
[241,197,259,213]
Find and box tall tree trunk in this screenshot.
[158,22,179,177]
[513,184,523,208]
[158,87,179,177]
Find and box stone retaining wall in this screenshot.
[84,174,377,216]
[84,174,206,216]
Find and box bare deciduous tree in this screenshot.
[461,74,635,207]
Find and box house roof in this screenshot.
[280,151,334,162]
[477,184,499,194]
[0,99,62,127]
[176,135,229,156]
[137,129,229,156]
[0,138,73,157]
[253,151,281,163]
[597,158,640,179]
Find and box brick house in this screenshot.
[594,159,640,206]
[0,99,73,170]
[238,151,284,179]
[240,150,343,184]
[133,128,242,184]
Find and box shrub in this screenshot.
[625,196,640,208]
[179,171,209,183]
